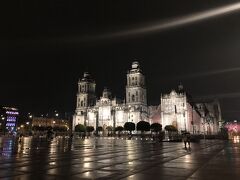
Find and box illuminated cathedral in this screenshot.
[72,61,221,135]
[73,62,148,131]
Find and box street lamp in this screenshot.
[202,116,206,141]
[27,113,33,133]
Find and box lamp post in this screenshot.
[192,105,194,134]
[28,113,33,133]
[111,108,116,135]
[20,124,24,134]
[183,111,187,132]
[95,110,99,136]
[202,116,206,141]
[54,110,59,119]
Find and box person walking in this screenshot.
[183,132,191,149]
[18,133,23,143]
[183,132,187,148]
[186,132,191,148]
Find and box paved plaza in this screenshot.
[0,136,239,180]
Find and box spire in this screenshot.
[177,83,185,94]
[178,82,184,91]
[102,87,112,99]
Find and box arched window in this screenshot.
[81,101,83,107]
[132,95,135,102]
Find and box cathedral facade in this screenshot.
[160,85,222,135]
[72,62,148,131]
[72,61,221,135]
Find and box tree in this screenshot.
[86,126,94,133]
[115,126,124,131]
[75,124,86,132]
[124,122,135,135]
[150,123,162,133]
[115,126,124,137]
[86,126,94,137]
[106,126,113,136]
[137,121,150,137]
[164,125,177,132]
[106,126,112,131]
[164,125,177,140]
[97,126,103,131]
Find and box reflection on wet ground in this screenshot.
[0,137,239,180]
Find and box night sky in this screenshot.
[2,0,240,120]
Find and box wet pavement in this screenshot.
[0,136,239,180]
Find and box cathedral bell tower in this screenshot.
[73,72,96,129]
[76,72,96,109]
[126,61,147,105]
[126,61,148,124]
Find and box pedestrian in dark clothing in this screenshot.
[183,132,191,149]
[19,133,23,143]
[186,132,191,148]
